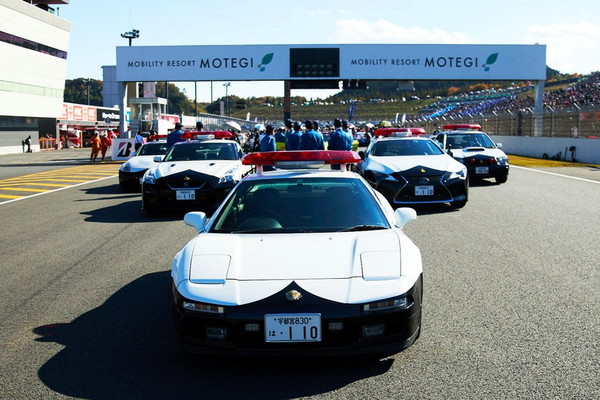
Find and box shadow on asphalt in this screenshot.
[79,184,200,223]
[34,271,395,399]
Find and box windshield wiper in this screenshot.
[339,225,387,232]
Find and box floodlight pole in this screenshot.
[121,29,140,46]
[223,82,231,116]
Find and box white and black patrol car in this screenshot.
[171,151,423,357]
[356,132,469,209]
[434,124,509,184]
[119,141,168,190]
[141,137,251,214]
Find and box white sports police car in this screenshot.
[171,151,423,357]
[141,137,250,214]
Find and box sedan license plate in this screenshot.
[475,166,489,174]
[415,185,434,196]
[265,313,321,342]
[176,190,195,200]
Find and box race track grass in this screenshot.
[508,154,600,168]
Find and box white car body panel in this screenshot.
[172,228,422,306]
[449,147,506,160]
[119,155,162,174]
[152,159,248,180]
[366,154,464,173]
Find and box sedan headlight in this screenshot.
[370,170,395,183]
[143,170,157,185]
[363,297,410,313]
[496,156,509,165]
[218,167,238,184]
[120,162,131,172]
[182,300,224,314]
[443,168,467,181]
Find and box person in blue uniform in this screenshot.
[285,121,303,150]
[167,122,185,149]
[299,120,325,150]
[328,119,354,169]
[260,125,276,171]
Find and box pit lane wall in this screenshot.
[490,135,600,164]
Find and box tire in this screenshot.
[495,176,508,184]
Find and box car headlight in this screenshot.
[120,163,131,172]
[362,297,410,313]
[218,167,238,184]
[182,300,224,314]
[370,170,395,183]
[443,168,467,181]
[496,156,508,165]
[143,170,157,185]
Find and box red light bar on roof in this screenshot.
[243,151,361,166]
[442,124,482,130]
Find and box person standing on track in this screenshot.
[299,120,325,150]
[90,132,101,162]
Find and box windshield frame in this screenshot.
[209,177,391,234]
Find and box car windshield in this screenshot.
[137,143,168,156]
[446,133,495,149]
[210,177,390,233]
[371,139,444,156]
[164,142,239,162]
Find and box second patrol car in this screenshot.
[356,134,469,209]
[434,124,509,184]
[141,137,251,214]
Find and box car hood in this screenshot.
[154,160,240,179]
[172,230,422,304]
[450,147,506,159]
[120,155,160,172]
[368,154,463,173]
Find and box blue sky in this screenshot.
[60,0,600,102]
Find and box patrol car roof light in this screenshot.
[243,151,361,172]
[443,124,482,131]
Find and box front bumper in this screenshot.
[466,164,509,179]
[374,174,468,206]
[142,183,232,211]
[119,170,146,187]
[172,278,422,357]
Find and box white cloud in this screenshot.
[330,19,471,44]
[526,22,600,74]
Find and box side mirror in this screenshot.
[394,207,417,229]
[153,156,163,163]
[358,150,366,159]
[496,143,503,149]
[184,212,207,232]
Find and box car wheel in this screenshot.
[495,176,508,184]
[142,195,158,215]
[450,200,467,209]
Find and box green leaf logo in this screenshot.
[258,53,274,72]
[483,53,499,72]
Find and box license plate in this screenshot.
[475,167,489,174]
[176,190,195,200]
[415,185,434,196]
[265,313,321,342]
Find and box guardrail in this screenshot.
[412,107,600,139]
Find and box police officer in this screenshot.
[328,119,353,169]
[260,125,276,171]
[275,120,291,151]
[299,120,325,150]
[167,122,185,149]
[285,121,303,150]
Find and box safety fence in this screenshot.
[408,107,600,138]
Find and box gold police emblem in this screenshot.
[285,290,302,302]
